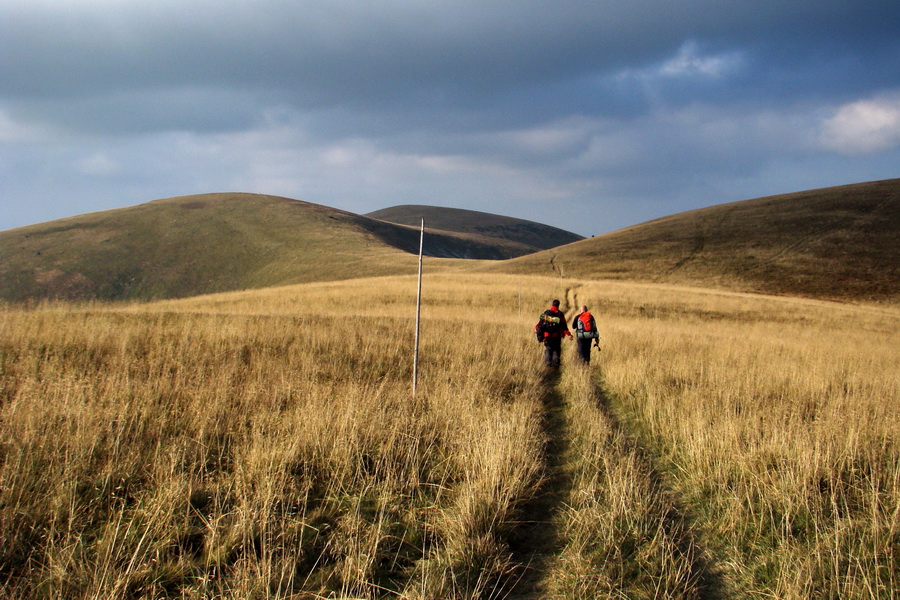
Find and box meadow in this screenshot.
[1,273,897,598]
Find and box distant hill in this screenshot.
[4,181,896,304]
[366,205,583,251]
[0,193,532,302]
[488,179,900,302]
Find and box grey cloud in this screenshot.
[5,1,897,102]
[3,0,897,148]
[2,0,899,235]
[9,87,265,135]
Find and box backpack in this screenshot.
[575,312,599,339]
[535,309,563,340]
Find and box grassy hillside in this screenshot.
[490,179,900,302]
[2,275,896,597]
[4,180,897,304]
[367,205,584,251]
[0,193,531,302]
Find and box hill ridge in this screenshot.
[489,179,899,302]
[2,180,897,303]
[0,193,536,302]
[366,204,584,251]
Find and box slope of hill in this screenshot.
[0,193,528,302]
[489,179,900,302]
[366,205,584,250]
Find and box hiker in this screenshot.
[572,305,600,364]
[535,299,571,367]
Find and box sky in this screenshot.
[1,1,899,237]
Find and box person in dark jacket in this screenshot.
[572,305,599,364]
[535,299,571,367]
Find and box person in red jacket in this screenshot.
[534,299,571,367]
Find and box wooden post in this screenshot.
[413,218,424,395]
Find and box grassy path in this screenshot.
[505,369,571,599]
[505,366,726,599]
[589,377,726,599]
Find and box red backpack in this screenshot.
[575,312,598,339]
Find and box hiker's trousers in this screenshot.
[543,339,562,367]
[576,338,592,363]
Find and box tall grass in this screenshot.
[0,276,549,599]
[1,274,896,598]
[577,282,899,598]
[545,366,708,599]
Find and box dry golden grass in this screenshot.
[569,280,899,598]
[0,275,550,598]
[1,272,897,598]
[544,367,708,599]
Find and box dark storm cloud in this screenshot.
[5,1,897,109]
[1,0,899,234]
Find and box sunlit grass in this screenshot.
[1,273,896,598]
[582,281,899,598]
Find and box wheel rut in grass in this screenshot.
[504,368,571,600]
[502,365,727,599]
[590,376,728,600]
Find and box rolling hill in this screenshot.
[488,179,900,301]
[366,205,584,250]
[0,193,541,302]
[3,180,897,303]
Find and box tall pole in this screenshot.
[413,218,424,395]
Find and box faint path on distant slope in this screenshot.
[744,193,895,274]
